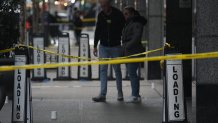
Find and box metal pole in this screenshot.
[32,0,40,33]
[166,0,192,98]
[147,0,164,80]
[19,0,26,44]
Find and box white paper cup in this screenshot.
[51,111,57,120]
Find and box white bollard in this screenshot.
[51,111,57,120]
[5,96,8,104]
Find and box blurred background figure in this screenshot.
[41,8,52,47]
[72,8,83,46]
[50,11,61,44]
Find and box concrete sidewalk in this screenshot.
[0,76,195,123]
[0,77,164,123]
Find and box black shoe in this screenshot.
[117,97,124,101]
[117,91,124,101]
[92,96,106,102]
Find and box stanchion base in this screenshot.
[53,77,76,81]
[78,78,92,81]
[85,78,99,81]
[31,77,50,82]
[162,121,188,123]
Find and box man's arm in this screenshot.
[120,11,126,29]
[93,13,101,56]
[94,14,101,48]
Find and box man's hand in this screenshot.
[93,48,98,57]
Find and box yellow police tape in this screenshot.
[20,44,91,60]
[0,42,168,61]
[0,44,90,60]
[0,51,218,72]
[81,18,96,23]
[0,43,217,71]
[23,42,170,60]
[56,18,96,23]
[75,26,95,30]
[103,42,171,60]
[0,48,15,54]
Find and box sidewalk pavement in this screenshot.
[0,73,195,123]
[0,77,164,123]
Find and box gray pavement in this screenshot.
[0,76,163,123]
[0,77,195,123]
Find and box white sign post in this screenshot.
[54,32,73,80]
[12,55,27,122]
[78,34,91,80]
[32,34,49,81]
[163,54,187,122]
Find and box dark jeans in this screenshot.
[99,45,123,97]
[126,63,140,97]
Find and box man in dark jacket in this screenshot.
[73,9,82,46]
[92,0,125,102]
